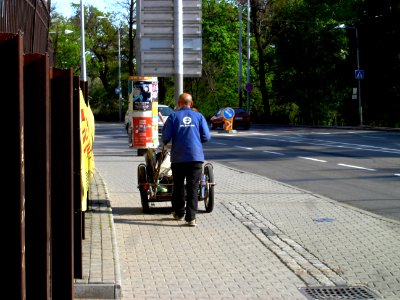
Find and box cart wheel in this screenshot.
[204,163,214,213]
[137,148,147,156]
[138,163,150,213]
[144,149,156,184]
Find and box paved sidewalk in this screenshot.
[75,123,400,299]
[74,169,122,299]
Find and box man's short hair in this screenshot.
[179,93,193,107]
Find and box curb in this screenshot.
[74,169,122,299]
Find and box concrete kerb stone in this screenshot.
[74,168,122,299]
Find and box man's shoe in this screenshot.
[186,219,196,227]
[172,212,184,221]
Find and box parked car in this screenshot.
[125,104,175,134]
[210,107,251,130]
[157,104,175,131]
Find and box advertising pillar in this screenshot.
[128,76,159,150]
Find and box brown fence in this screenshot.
[0,0,51,54]
[1,2,86,299]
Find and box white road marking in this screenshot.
[298,156,327,162]
[263,150,285,155]
[338,163,376,171]
[235,146,253,150]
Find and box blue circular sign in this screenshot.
[245,83,253,92]
[223,107,235,119]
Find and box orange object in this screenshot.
[133,117,153,147]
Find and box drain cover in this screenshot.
[299,286,380,299]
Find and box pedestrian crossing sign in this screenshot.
[355,70,364,80]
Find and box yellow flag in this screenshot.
[87,102,95,176]
[80,89,95,211]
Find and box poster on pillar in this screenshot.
[128,76,159,148]
[131,76,158,110]
[133,116,153,148]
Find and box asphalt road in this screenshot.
[204,125,400,221]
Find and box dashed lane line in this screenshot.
[337,163,376,171]
[234,145,253,150]
[211,141,390,174]
[263,150,285,155]
[298,156,327,163]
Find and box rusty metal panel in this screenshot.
[24,53,51,299]
[0,32,26,299]
[50,67,75,300]
[73,76,83,279]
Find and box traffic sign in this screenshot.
[224,120,232,131]
[223,107,235,119]
[245,83,253,92]
[355,70,364,80]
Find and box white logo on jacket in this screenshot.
[180,117,194,127]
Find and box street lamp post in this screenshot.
[334,24,363,126]
[237,2,243,107]
[246,0,250,114]
[237,0,250,111]
[98,16,123,122]
[80,0,87,82]
[118,27,122,123]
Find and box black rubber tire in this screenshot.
[138,164,150,213]
[137,148,148,156]
[203,163,214,213]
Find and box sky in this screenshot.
[51,0,113,18]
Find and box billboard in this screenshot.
[136,0,202,77]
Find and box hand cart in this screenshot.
[137,147,215,214]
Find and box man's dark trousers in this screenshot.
[171,162,203,222]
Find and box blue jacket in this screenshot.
[162,107,211,163]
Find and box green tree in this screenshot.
[49,10,82,73]
[360,0,400,126]
[50,0,400,127]
[50,3,131,120]
[197,0,240,116]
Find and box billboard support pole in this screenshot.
[174,0,183,107]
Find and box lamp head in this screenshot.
[334,24,347,29]
[333,24,355,30]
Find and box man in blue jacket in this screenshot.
[162,93,211,226]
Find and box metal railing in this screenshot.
[0,0,50,54]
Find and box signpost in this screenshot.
[136,0,202,77]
